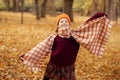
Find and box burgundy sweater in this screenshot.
[50,35,80,66]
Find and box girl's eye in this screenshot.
[60,21,63,23]
[65,21,68,23]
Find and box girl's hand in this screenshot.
[19,54,25,62]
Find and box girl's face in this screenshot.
[58,18,70,27]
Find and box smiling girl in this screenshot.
[20,13,112,80]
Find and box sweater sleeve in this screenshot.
[71,16,112,57]
[19,33,57,72]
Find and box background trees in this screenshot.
[64,0,74,22]
[0,0,120,22]
[0,1,119,79]
[41,0,47,18]
[34,0,40,20]
[94,0,119,21]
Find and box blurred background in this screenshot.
[0,0,120,22]
[0,0,120,80]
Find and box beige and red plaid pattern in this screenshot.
[20,16,112,72]
[22,33,57,72]
[71,16,112,56]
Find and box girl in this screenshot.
[20,13,112,80]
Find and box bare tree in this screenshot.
[46,0,55,15]
[101,0,119,22]
[12,0,21,12]
[93,0,98,13]
[101,0,106,12]
[64,0,74,22]
[34,0,40,20]
[112,0,119,21]
[118,0,120,17]
[21,0,24,24]
[5,0,10,11]
[41,0,48,18]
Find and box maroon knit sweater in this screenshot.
[50,35,80,66]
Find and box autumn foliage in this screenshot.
[0,12,120,80]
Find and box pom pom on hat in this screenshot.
[56,13,71,26]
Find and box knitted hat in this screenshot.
[56,13,71,26]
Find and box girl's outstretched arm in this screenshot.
[19,33,57,72]
[72,13,112,57]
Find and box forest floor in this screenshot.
[0,11,120,80]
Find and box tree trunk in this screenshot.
[118,0,120,17]
[5,0,10,11]
[12,0,20,12]
[103,0,106,12]
[41,0,48,18]
[64,0,74,22]
[12,0,16,12]
[93,0,98,13]
[115,0,119,22]
[34,0,40,20]
[46,0,55,15]
[106,0,112,19]
[21,0,24,24]
[110,0,118,21]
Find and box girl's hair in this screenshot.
[55,27,59,32]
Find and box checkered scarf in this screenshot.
[20,16,112,72]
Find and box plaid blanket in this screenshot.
[20,16,112,72]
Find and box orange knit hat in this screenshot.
[56,13,71,26]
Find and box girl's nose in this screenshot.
[63,23,66,25]
[62,23,66,26]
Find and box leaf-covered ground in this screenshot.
[0,12,120,80]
